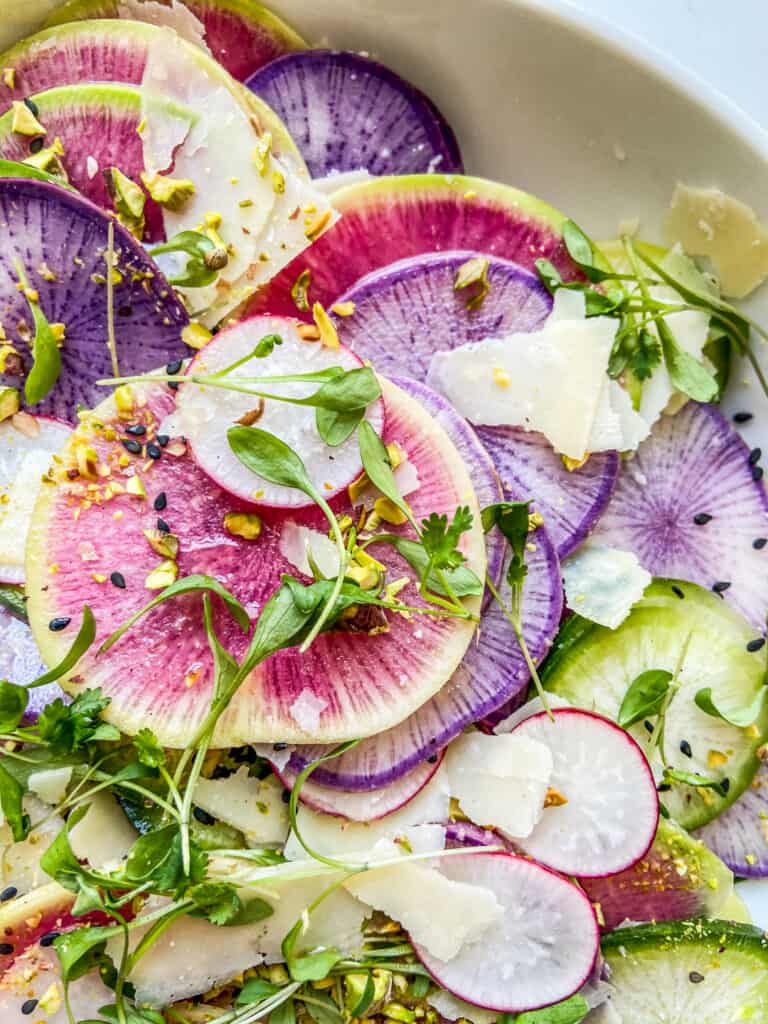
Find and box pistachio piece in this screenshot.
[126,475,147,499]
[374,496,408,525]
[104,167,146,240]
[145,559,179,590]
[0,387,19,422]
[24,136,67,179]
[252,132,273,175]
[312,302,339,350]
[11,100,45,136]
[181,322,213,350]
[143,529,179,559]
[223,511,262,541]
[140,170,196,212]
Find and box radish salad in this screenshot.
[1,4,768,1024]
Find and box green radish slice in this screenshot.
[542,579,768,830]
[24,378,485,747]
[600,920,768,1023]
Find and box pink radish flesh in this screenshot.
[697,761,768,877]
[512,709,658,877]
[412,851,599,1013]
[590,402,768,630]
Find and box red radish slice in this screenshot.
[412,852,599,1013]
[697,761,768,878]
[0,416,71,583]
[0,177,188,421]
[249,175,582,320]
[512,710,658,878]
[246,50,463,178]
[25,378,485,747]
[285,514,562,791]
[590,402,768,630]
[270,751,443,822]
[0,607,66,723]
[43,0,307,82]
[176,316,383,508]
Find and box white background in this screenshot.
[569,0,767,127]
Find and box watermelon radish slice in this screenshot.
[270,750,443,822]
[0,416,71,583]
[511,709,658,878]
[176,315,384,508]
[412,852,599,1013]
[43,0,307,82]
[0,82,196,242]
[581,819,733,930]
[697,761,768,878]
[246,50,463,178]
[330,250,618,558]
[0,177,188,421]
[284,476,562,792]
[25,377,485,747]
[249,175,582,320]
[590,402,768,630]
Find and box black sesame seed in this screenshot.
[688,971,705,984]
[49,616,71,631]
[29,137,44,154]
[734,412,753,424]
[21,998,38,1015]
[272,742,287,751]
[157,518,170,533]
[0,887,17,902]
[754,538,768,550]
[193,807,215,826]
[166,359,183,375]
[680,739,693,758]
[157,434,169,447]
[721,778,731,794]
[0,942,14,954]
[153,492,167,511]
[712,581,731,594]
[117,304,133,317]
[671,585,685,600]
[281,789,291,804]
[121,438,142,455]
[644,720,654,734]
[693,512,712,525]
[110,571,126,589]
[753,466,764,482]
[747,637,766,653]
[749,447,762,465]
[146,443,162,460]
[125,424,147,436]
[427,754,438,763]
[39,931,59,947]
[656,782,672,793]
[23,97,39,117]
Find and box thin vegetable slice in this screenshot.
[697,760,768,877]
[0,606,67,723]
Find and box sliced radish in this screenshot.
[412,852,599,1013]
[250,175,583,320]
[511,709,658,878]
[0,607,66,724]
[445,821,510,850]
[0,416,71,583]
[697,760,768,878]
[25,377,485,747]
[246,50,463,177]
[0,177,188,421]
[176,315,383,508]
[590,401,768,630]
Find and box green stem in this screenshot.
[485,577,552,720]
[298,494,349,653]
[180,741,210,875]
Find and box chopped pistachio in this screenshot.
[238,198,254,208]
[37,981,62,1016]
[126,475,147,498]
[145,559,179,590]
[136,116,147,134]
[346,563,380,590]
[347,471,370,505]
[272,170,285,194]
[104,167,146,240]
[331,300,355,317]
[374,496,408,525]
[454,255,491,311]
[11,100,45,136]
[707,749,728,769]
[24,135,67,179]
[492,366,510,388]
[383,1003,416,1024]
[312,302,339,350]
[114,384,135,416]
[305,209,332,240]
[544,787,568,807]
[354,548,386,573]
[290,269,311,312]
[2,68,15,89]
[143,528,180,559]
[50,323,65,346]
[297,323,321,342]
[140,170,196,211]
[384,576,410,603]
[561,453,589,472]
[0,387,19,422]
[204,211,222,230]
[528,510,545,530]
[181,321,213,350]
[252,132,273,175]
[386,442,404,469]
[0,344,22,375]
[223,511,262,541]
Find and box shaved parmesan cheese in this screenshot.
[314,168,373,194]
[117,0,212,53]
[562,544,651,629]
[0,449,58,571]
[665,184,768,298]
[0,797,64,894]
[279,522,340,578]
[346,862,501,960]
[427,291,618,460]
[193,767,289,846]
[428,989,498,1024]
[69,793,137,868]
[28,766,72,806]
[445,732,552,839]
[588,379,649,453]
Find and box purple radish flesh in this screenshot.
[0,177,188,421]
[511,709,658,878]
[176,316,383,509]
[43,0,307,83]
[246,50,463,178]
[0,416,71,583]
[0,607,67,724]
[249,174,582,320]
[412,851,599,1013]
[697,760,768,878]
[330,250,618,558]
[25,377,485,747]
[590,402,768,630]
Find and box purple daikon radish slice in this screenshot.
[697,761,768,878]
[43,0,307,83]
[25,377,484,747]
[246,50,463,178]
[590,402,768,630]
[250,175,582,320]
[444,821,511,849]
[0,416,71,583]
[286,522,562,791]
[512,709,658,878]
[412,852,599,1013]
[0,177,188,421]
[328,250,617,558]
[0,608,67,724]
[176,316,383,508]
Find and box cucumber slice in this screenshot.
[542,579,768,829]
[601,920,768,1023]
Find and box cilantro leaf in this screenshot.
[627,328,662,381]
[482,501,531,589]
[188,881,273,927]
[420,506,474,571]
[37,688,117,755]
[133,728,166,768]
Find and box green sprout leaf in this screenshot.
[656,317,719,402]
[370,536,483,599]
[0,680,29,732]
[617,669,674,729]
[228,425,318,498]
[14,259,62,405]
[281,916,342,981]
[54,924,117,985]
[357,421,414,527]
[694,686,768,728]
[510,993,590,1023]
[29,605,96,689]
[148,230,222,288]
[39,804,92,889]
[0,761,29,841]
[662,766,730,798]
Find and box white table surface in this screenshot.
[568,0,767,129]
